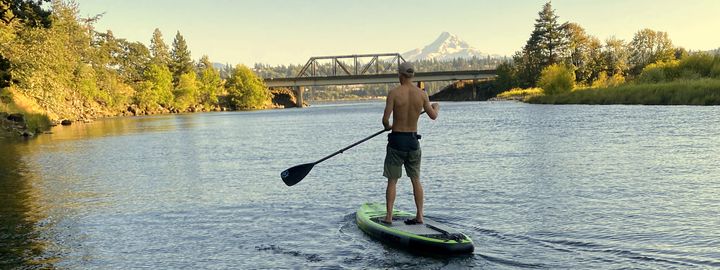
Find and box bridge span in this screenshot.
[262,53,497,107]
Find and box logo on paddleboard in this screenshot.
[281,170,289,179]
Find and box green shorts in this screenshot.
[383,146,422,179]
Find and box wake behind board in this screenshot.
[356,202,474,255]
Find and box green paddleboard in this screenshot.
[356,202,474,255]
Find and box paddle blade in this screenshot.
[281,163,315,186]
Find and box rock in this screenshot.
[21,130,34,137]
[61,119,72,126]
[7,113,24,123]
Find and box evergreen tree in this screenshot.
[149,28,170,67]
[521,2,568,85]
[170,31,193,83]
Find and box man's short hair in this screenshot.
[398,62,415,78]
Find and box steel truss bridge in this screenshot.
[262,53,497,106]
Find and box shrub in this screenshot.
[638,60,680,83]
[679,53,716,77]
[591,72,626,88]
[537,64,575,95]
[497,87,543,99]
[226,65,270,110]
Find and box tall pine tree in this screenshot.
[149,28,170,67]
[170,31,193,83]
[520,2,567,85]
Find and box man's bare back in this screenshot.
[382,84,438,132]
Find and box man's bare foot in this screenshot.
[404,218,424,225]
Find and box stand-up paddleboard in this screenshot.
[356,203,474,255]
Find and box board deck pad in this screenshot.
[370,217,462,237]
[357,202,474,255]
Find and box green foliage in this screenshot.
[538,63,575,95]
[591,72,625,88]
[712,62,720,78]
[494,61,521,91]
[197,55,222,105]
[497,87,543,100]
[173,72,199,110]
[170,31,193,83]
[23,112,51,132]
[150,28,170,67]
[226,64,270,110]
[629,29,675,75]
[678,53,718,78]
[637,60,679,83]
[529,79,720,105]
[136,64,173,109]
[601,37,629,76]
[564,23,602,84]
[1,0,51,27]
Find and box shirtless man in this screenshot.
[382,62,439,225]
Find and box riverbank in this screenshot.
[429,80,500,101]
[527,78,720,105]
[0,88,300,138]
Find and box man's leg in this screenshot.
[410,176,424,223]
[385,178,398,223]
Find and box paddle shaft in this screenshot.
[313,111,427,165]
[314,128,387,165]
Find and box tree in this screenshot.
[136,64,173,109]
[628,29,675,75]
[173,71,198,110]
[0,0,51,27]
[117,40,150,84]
[149,28,170,67]
[562,22,601,84]
[196,55,222,106]
[538,63,575,95]
[170,31,193,83]
[601,36,629,76]
[520,2,568,85]
[225,64,270,109]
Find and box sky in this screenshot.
[75,0,720,66]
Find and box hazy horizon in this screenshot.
[76,0,720,66]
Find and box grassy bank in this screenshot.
[1,93,52,137]
[495,87,543,101]
[527,79,720,105]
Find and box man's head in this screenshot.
[398,62,415,80]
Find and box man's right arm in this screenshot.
[423,92,439,120]
[382,92,394,130]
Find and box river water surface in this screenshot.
[1,101,719,269]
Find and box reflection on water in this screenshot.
[0,143,56,267]
[1,104,719,269]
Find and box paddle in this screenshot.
[281,111,427,186]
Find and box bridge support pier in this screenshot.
[294,86,305,108]
[472,79,478,100]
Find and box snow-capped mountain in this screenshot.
[403,32,491,61]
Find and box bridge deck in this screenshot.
[264,70,496,87]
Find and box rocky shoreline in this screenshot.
[1,88,301,139]
[429,80,501,101]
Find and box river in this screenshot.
[1,101,719,269]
